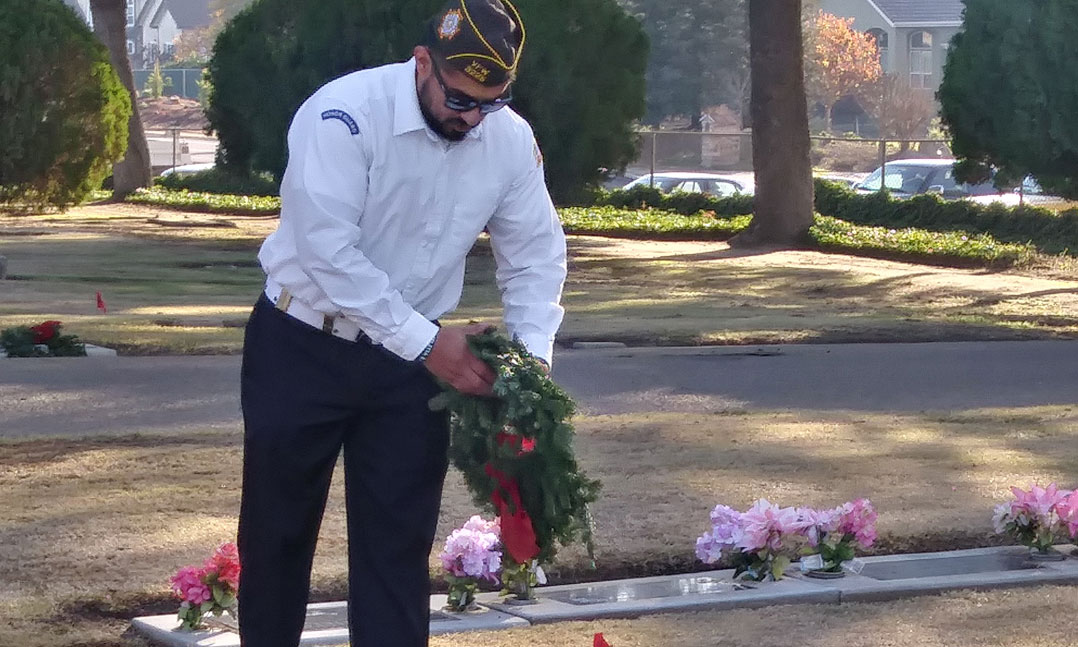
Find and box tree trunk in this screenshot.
[91,0,152,199]
[730,0,814,248]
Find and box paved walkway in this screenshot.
[2,341,1077,438]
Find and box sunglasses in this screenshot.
[429,57,512,114]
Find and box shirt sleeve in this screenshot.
[485,136,567,365]
[281,97,438,360]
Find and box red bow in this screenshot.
[485,463,540,563]
[495,431,537,456]
[30,321,62,344]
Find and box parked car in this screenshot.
[855,159,1064,206]
[966,176,1064,207]
[853,158,1000,199]
[158,162,215,178]
[623,172,751,197]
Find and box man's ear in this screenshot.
[414,46,431,74]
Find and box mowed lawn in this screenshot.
[2,205,1078,354]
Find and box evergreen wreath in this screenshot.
[1,321,86,357]
[430,330,600,565]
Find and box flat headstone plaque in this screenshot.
[860,552,1040,581]
[544,576,740,605]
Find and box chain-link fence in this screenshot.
[625,130,951,184]
[133,68,205,100]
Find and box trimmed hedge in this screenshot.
[560,206,751,239]
[560,206,1032,267]
[596,181,1078,257]
[813,180,1078,255]
[156,168,279,197]
[593,184,755,217]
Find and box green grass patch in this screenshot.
[126,188,280,215]
[810,215,1035,267]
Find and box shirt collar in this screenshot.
[394,57,484,141]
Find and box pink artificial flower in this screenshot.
[796,507,839,547]
[205,542,241,591]
[1009,483,1068,520]
[170,566,212,604]
[737,499,803,553]
[1056,490,1078,539]
[696,505,745,563]
[439,517,502,582]
[462,515,501,536]
[836,498,878,549]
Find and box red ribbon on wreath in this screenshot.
[30,321,62,344]
[485,462,540,563]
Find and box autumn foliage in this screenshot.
[806,11,882,132]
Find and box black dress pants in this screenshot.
[237,294,449,647]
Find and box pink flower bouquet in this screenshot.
[170,543,241,631]
[1056,490,1078,541]
[695,500,806,581]
[439,516,502,611]
[993,483,1072,556]
[797,498,878,573]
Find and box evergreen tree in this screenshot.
[939,0,1078,197]
[0,0,130,208]
[206,0,647,202]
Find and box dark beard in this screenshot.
[419,77,469,142]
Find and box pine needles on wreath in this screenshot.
[430,330,600,565]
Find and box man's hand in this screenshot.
[423,323,497,396]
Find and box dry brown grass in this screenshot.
[2,407,1077,646]
[431,586,1078,647]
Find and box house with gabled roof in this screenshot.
[818,0,965,92]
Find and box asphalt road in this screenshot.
[2,341,1077,438]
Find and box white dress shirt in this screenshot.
[259,58,567,364]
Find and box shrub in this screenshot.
[0,0,130,209]
[156,168,279,197]
[594,185,755,217]
[813,179,1078,255]
[206,0,647,203]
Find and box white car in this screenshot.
[623,172,751,198]
[158,162,215,178]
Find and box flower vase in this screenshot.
[804,568,846,579]
[444,577,481,613]
[1028,546,1066,562]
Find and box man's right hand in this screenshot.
[423,323,496,396]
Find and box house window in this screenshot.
[126,39,135,55]
[125,0,135,27]
[867,28,889,70]
[909,31,933,89]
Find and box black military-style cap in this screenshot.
[423,0,526,87]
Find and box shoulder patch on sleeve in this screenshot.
[321,109,360,135]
